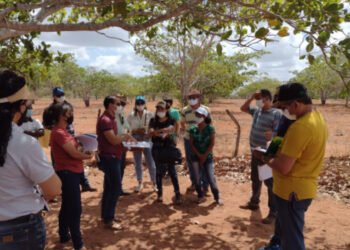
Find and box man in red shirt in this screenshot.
[96,96,135,230]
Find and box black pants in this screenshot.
[250,154,276,216]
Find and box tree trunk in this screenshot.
[346,94,349,107]
[320,90,327,105]
[83,97,90,107]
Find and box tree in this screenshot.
[0,0,349,92]
[235,77,282,98]
[290,56,343,105]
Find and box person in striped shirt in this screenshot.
[239,89,281,224]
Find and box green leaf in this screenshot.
[324,3,339,12]
[216,43,223,56]
[221,30,232,40]
[318,31,330,44]
[308,54,315,64]
[255,27,269,39]
[299,55,306,60]
[306,41,314,52]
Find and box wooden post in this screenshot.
[225,109,241,157]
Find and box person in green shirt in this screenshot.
[189,107,222,205]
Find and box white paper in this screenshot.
[258,164,273,181]
[122,141,151,148]
[75,133,98,152]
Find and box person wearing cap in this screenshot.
[19,102,45,139]
[127,96,157,193]
[50,102,93,249]
[43,87,97,193]
[239,89,281,224]
[189,106,223,205]
[257,83,328,250]
[180,89,210,194]
[163,95,181,141]
[149,101,182,204]
[97,96,136,230]
[0,69,61,249]
[114,95,131,195]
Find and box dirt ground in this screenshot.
[32,98,350,250]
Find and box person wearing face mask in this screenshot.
[240,89,281,224]
[19,102,45,139]
[114,95,131,195]
[50,102,93,249]
[43,87,97,193]
[127,96,157,193]
[189,107,223,205]
[149,101,182,204]
[180,89,210,195]
[0,70,62,250]
[257,83,327,250]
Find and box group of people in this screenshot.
[0,68,328,250]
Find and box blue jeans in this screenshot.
[132,141,156,183]
[192,158,219,200]
[250,154,276,216]
[271,193,312,250]
[100,156,122,224]
[184,138,208,189]
[0,213,45,250]
[57,170,83,249]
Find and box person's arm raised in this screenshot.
[240,92,260,114]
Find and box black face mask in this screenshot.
[66,116,74,125]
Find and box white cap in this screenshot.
[195,106,208,117]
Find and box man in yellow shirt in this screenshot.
[258,83,328,250]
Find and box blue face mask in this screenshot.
[26,109,33,118]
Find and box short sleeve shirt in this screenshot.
[273,111,328,200]
[127,110,154,133]
[189,124,215,157]
[149,117,176,146]
[0,124,54,221]
[20,119,44,132]
[97,111,122,158]
[50,126,84,173]
[181,104,211,140]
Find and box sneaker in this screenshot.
[258,243,282,250]
[134,183,143,193]
[197,197,205,204]
[153,184,158,192]
[215,199,224,206]
[81,186,97,192]
[103,221,123,230]
[157,195,163,203]
[239,202,259,211]
[261,214,276,224]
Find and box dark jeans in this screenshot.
[250,154,276,215]
[100,155,122,224]
[184,138,208,189]
[120,151,127,191]
[56,170,83,250]
[192,157,220,200]
[0,213,45,250]
[270,194,312,250]
[152,146,180,197]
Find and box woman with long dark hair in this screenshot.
[0,69,61,249]
[50,102,93,250]
[149,101,182,204]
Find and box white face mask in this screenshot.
[256,99,263,108]
[196,117,204,124]
[283,109,297,120]
[56,96,65,103]
[157,112,166,118]
[188,98,198,106]
[136,105,144,111]
[116,105,124,113]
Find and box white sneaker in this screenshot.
[153,184,158,192]
[134,183,143,193]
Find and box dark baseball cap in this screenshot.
[52,87,64,97]
[278,83,309,102]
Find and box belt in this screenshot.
[0,211,43,225]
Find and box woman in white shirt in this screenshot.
[0,70,61,250]
[127,96,156,193]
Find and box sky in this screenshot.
[36,24,349,83]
